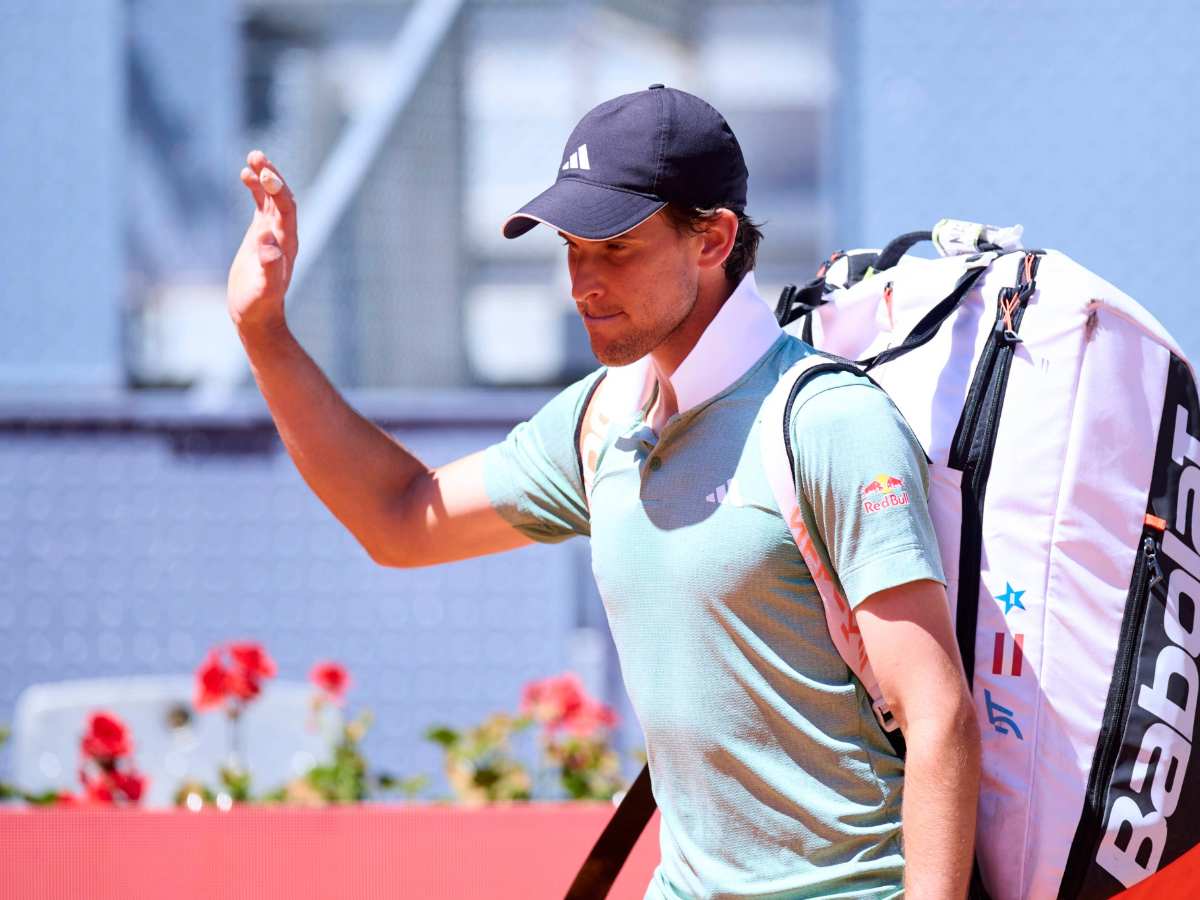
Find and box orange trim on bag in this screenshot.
[1145,514,1167,531]
[1000,289,1021,334]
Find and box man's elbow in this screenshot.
[358,482,431,568]
[361,535,428,569]
[952,694,982,765]
[363,540,409,568]
[936,689,982,776]
[900,682,981,765]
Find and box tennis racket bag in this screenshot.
[773,220,1200,899]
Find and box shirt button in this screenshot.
[649,457,663,471]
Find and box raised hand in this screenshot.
[227,150,299,335]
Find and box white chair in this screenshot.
[12,675,342,808]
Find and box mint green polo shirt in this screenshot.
[483,274,944,899]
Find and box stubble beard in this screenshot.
[590,274,698,367]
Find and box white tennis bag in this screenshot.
[771,221,1200,899]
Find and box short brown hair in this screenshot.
[661,202,764,286]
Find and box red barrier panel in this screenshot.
[0,805,660,900]
[2,803,1192,898]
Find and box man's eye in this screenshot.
[606,243,626,252]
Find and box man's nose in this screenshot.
[570,255,603,306]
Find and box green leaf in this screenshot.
[256,786,288,804]
[425,726,460,748]
[219,766,253,802]
[389,775,430,799]
[22,789,64,806]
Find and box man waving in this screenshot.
[228,85,980,899]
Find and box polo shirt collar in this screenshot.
[653,271,783,418]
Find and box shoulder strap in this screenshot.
[566,360,659,900]
[576,360,656,507]
[575,372,608,503]
[759,355,904,750]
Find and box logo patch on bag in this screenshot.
[984,689,1024,740]
[995,582,1027,614]
[992,632,1025,676]
[861,474,910,514]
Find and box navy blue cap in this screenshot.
[503,85,748,240]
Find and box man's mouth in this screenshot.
[580,309,624,323]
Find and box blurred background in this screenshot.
[0,0,1197,805]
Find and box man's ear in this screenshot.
[695,208,739,272]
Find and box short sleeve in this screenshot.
[482,368,605,543]
[790,376,946,608]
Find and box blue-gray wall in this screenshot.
[836,0,1200,357]
[0,394,629,797]
[0,1,125,387]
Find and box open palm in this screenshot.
[227,150,299,333]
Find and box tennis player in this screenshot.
[228,86,980,899]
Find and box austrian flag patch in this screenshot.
[861,474,910,514]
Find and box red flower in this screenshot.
[229,641,277,680]
[563,700,618,739]
[80,769,115,805]
[194,641,277,712]
[521,673,586,731]
[111,768,147,804]
[227,666,263,703]
[80,711,132,761]
[310,661,351,703]
[194,651,231,711]
[521,673,619,738]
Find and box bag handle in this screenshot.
[858,255,996,372]
[872,230,932,274]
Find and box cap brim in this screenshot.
[502,178,666,240]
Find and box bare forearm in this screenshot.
[900,708,982,899]
[239,321,427,561]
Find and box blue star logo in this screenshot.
[996,583,1026,615]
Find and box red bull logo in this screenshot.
[861,474,910,514]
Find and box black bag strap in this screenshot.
[563,764,656,899]
[801,311,815,345]
[776,251,883,329]
[872,230,932,274]
[858,258,995,372]
[775,279,828,327]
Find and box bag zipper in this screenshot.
[1059,532,1162,896]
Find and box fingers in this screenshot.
[246,149,297,255]
[259,168,283,195]
[240,167,266,209]
[246,150,292,207]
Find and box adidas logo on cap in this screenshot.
[561,144,591,171]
